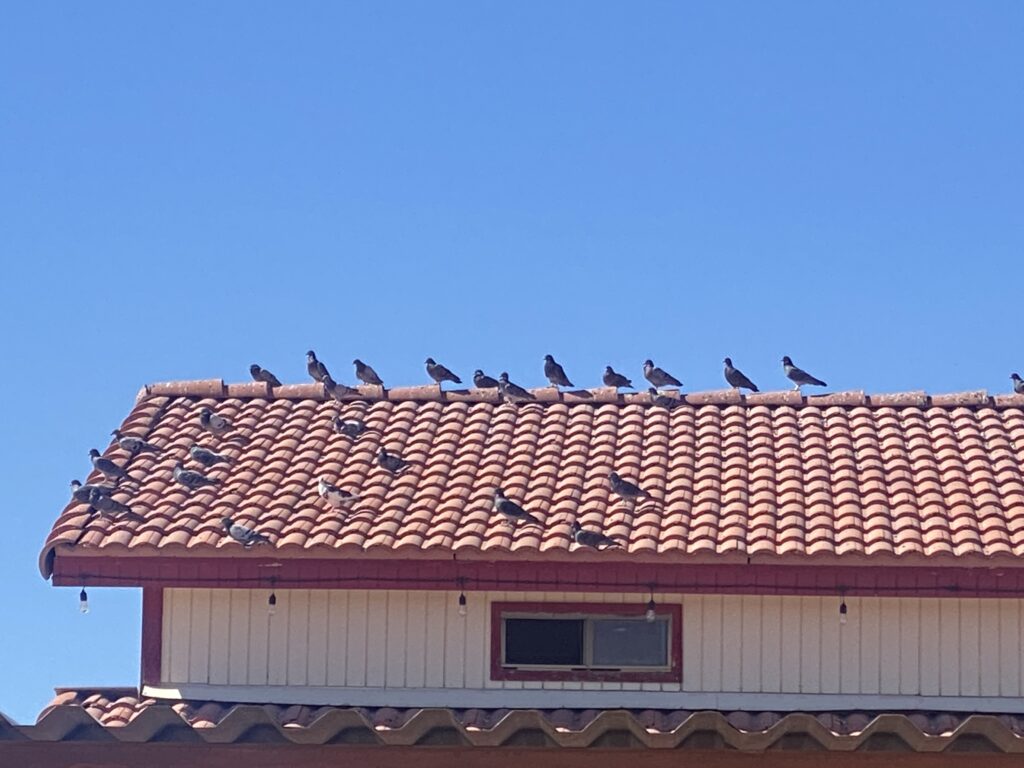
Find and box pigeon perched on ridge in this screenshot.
[250,364,282,387]
[498,372,535,401]
[493,488,543,527]
[643,359,682,389]
[189,444,232,467]
[198,407,233,436]
[333,417,370,438]
[71,479,115,504]
[378,448,412,474]
[173,461,218,490]
[609,471,651,501]
[782,356,827,390]
[89,449,129,482]
[1012,373,1024,395]
[603,366,633,389]
[323,375,359,401]
[318,477,359,509]
[647,387,679,408]
[723,357,759,393]
[473,370,500,389]
[111,429,159,455]
[222,517,270,548]
[543,355,574,388]
[88,488,137,518]
[354,359,384,386]
[572,521,621,550]
[307,350,331,383]
[426,357,461,386]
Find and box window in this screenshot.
[490,602,682,683]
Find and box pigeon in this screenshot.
[89,449,129,482]
[543,355,574,388]
[307,350,331,383]
[609,471,651,501]
[493,488,543,527]
[189,444,232,467]
[111,429,159,455]
[88,488,136,518]
[603,366,633,389]
[498,372,535,401]
[222,517,270,548]
[1013,373,1024,395]
[378,448,412,474]
[173,461,218,490]
[333,417,370,438]
[354,359,384,386]
[723,357,759,393]
[571,521,621,550]
[643,359,682,389]
[647,387,679,408]
[71,479,115,504]
[782,356,827,390]
[425,357,461,386]
[323,375,359,401]
[198,407,233,436]
[318,477,359,509]
[250,364,282,387]
[473,370,500,389]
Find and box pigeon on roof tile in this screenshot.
[572,521,622,550]
[723,357,759,393]
[173,462,218,490]
[647,387,679,408]
[610,471,651,501]
[198,407,233,436]
[318,477,359,509]
[323,375,359,401]
[543,355,574,388]
[493,488,543,527]
[88,488,137,519]
[222,517,270,548]
[71,479,115,504]
[89,449,129,482]
[354,359,384,386]
[643,359,682,389]
[378,448,412,474]
[189,444,232,467]
[603,366,633,389]
[498,372,535,401]
[426,357,461,386]
[110,429,159,455]
[306,350,331,383]
[333,417,371,438]
[473,370,500,389]
[782,356,827,390]
[250,364,282,387]
[1012,373,1024,395]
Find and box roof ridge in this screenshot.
[140,379,1022,409]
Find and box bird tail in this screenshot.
[749,384,760,393]
[525,514,544,527]
[811,377,827,387]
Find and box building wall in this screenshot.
[161,588,1024,698]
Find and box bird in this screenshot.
[425,357,461,386]
[647,387,679,408]
[222,517,270,548]
[307,350,331,383]
[323,375,359,401]
[333,417,370,438]
[473,370,500,389]
[189,444,231,467]
[609,471,651,501]
[1013,373,1024,395]
[603,366,633,389]
[70,479,115,504]
[782,356,827,390]
[318,477,359,509]
[354,359,384,386]
[250,364,282,387]
[543,355,574,388]
[643,359,682,389]
[571,521,621,550]
[493,488,543,527]
[89,449,129,482]
[198,407,233,436]
[498,372,535,401]
[88,488,137,518]
[110,429,159,455]
[173,461,218,490]
[723,357,759,392]
[378,448,412,474]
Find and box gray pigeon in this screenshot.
[354,359,384,386]
[250,364,282,387]
[782,356,827,390]
[71,479,115,504]
[323,375,359,401]
[333,417,370,438]
[222,517,270,548]
[111,429,159,455]
[647,387,679,408]
[378,448,412,474]
[173,461,218,490]
[723,357,759,392]
[307,350,331,383]
[498,372,535,401]
[89,449,129,482]
[643,359,682,389]
[88,488,137,518]
[543,355,574,388]
[189,444,231,467]
[473,370,500,389]
[493,488,543,527]
[426,357,461,386]
[603,366,633,389]
[318,477,359,509]
[198,407,233,436]
[572,521,621,550]
[609,471,651,501]
[1012,373,1024,395]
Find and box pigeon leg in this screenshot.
[793,383,801,392]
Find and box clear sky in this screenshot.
[2,2,1023,724]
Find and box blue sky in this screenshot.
[1,2,1023,723]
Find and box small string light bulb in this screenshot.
[268,591,277,616]
[839,598,848,625]
[645,597,657,623]
[458,591,467,617]
[79,588,89,614]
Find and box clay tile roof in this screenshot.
[38,380,1024,576]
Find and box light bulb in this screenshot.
[458,592,467,617]
[79,588,89,614]
[645,598,656,623]
[268,592,277,616]
[839,600,848,625]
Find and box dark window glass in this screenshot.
[504,618,584,665]
[591,618,669,667]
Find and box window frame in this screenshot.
[489,601,683,683]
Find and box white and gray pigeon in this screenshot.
[198,407,233,436]
[609,471,651,501]
[378,448,412,474]
[603,366,633,389]
[222,517,270,548]
[88,488,137,518]
[354,359,384,386]
[333,417,370,439]
[782,356,827,390]
[1012,373,1024,395]
[572,521,621,550]
[307,350,331,383]
[318,477,359,509]
[89,449,129,482]
[189,444,231,467]
[473,370,500,389]
[323,375,359,401]
[173,461,218,490]
[723,357,759,392]
[71,479,116,504]
[425,358,461,386]
[498,372,535,401]
[643,359,682,389]
[250,364,282,387]
[493,488,543,527]
[111,429,159,455]
[543,355,574,388]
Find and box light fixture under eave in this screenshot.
[458,591,467,617]
[645,597,656,623]
[839,598,848,625]
[79,588,89,614]
[268,591,277,616]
